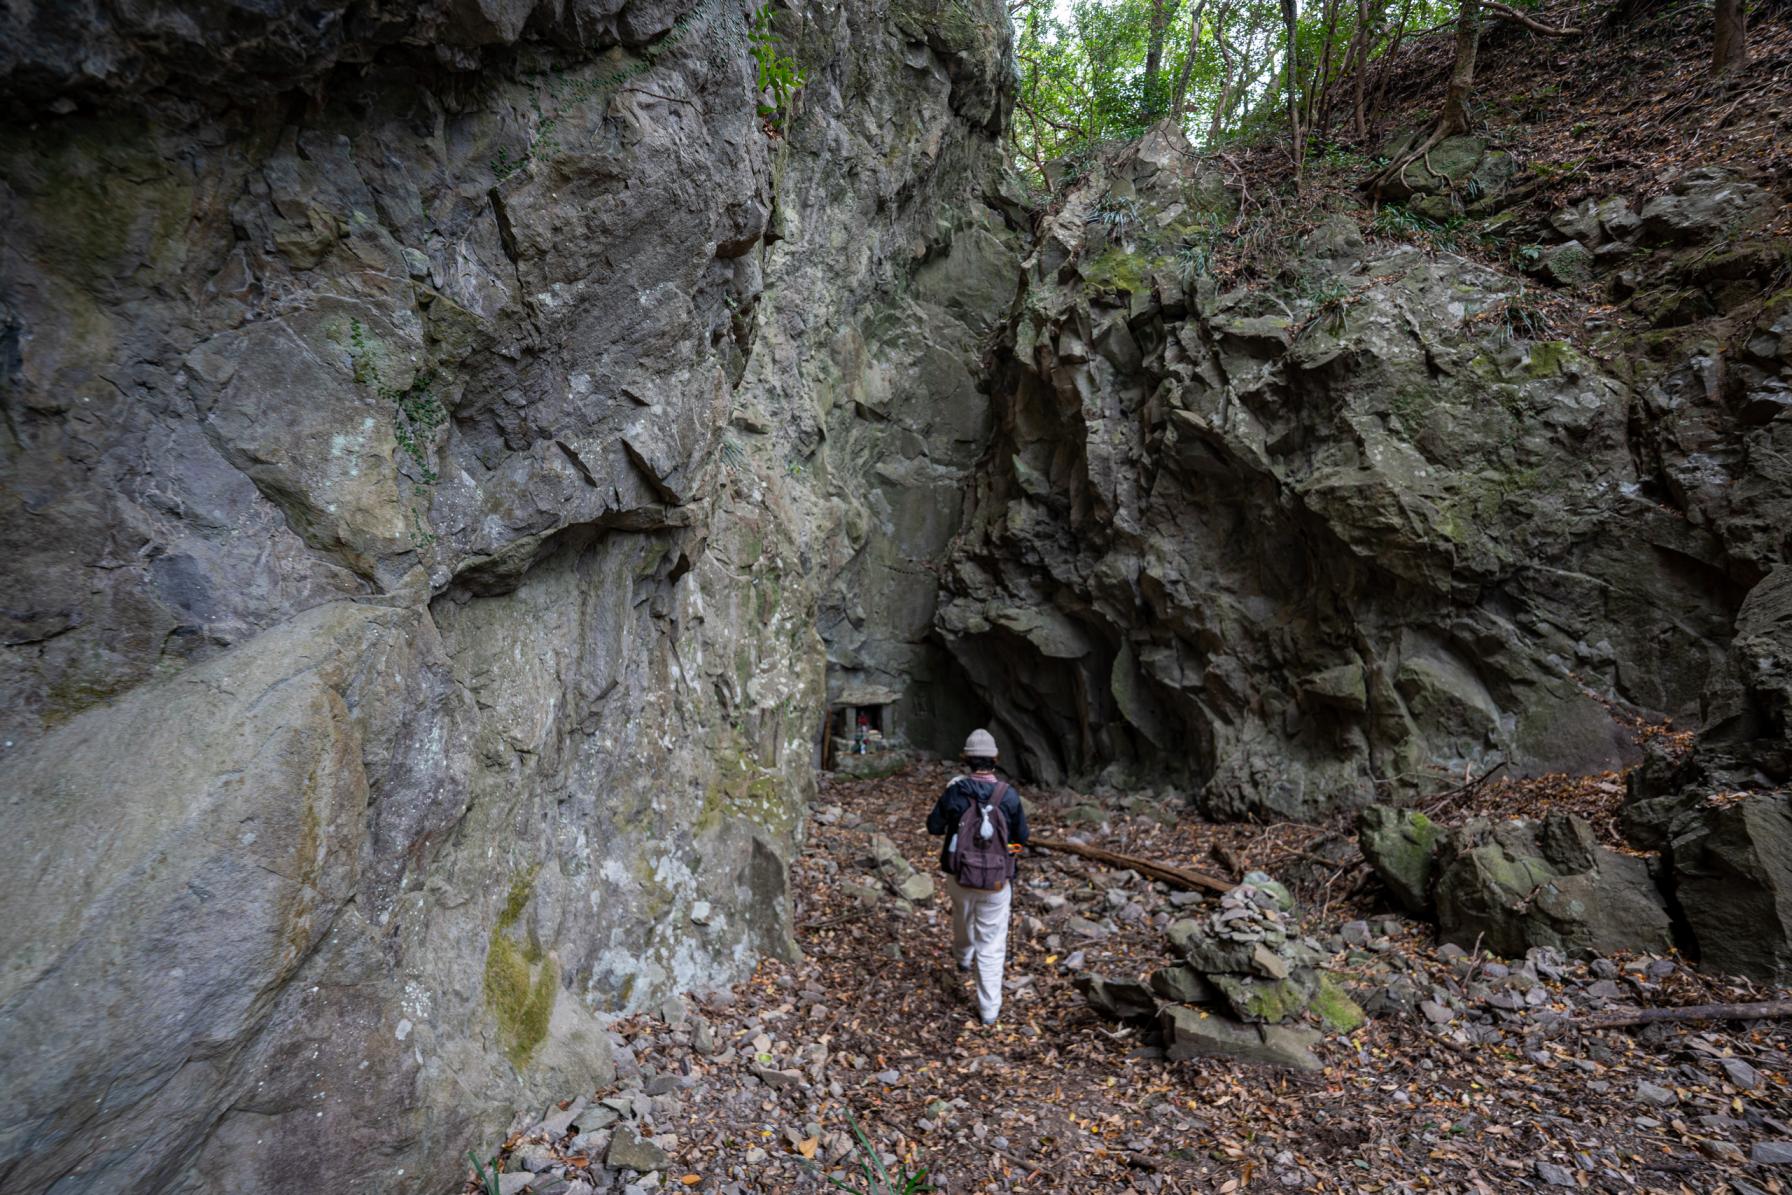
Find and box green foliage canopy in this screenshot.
[1010,0,1459,184]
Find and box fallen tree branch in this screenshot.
[973,1139,1060,1187]
[1420,760,1508,815]
[1482,1,1581,35]
[1584,1000,1792,1030]
[1029,835,1232,894]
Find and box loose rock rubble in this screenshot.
[1080,874,1366,1070]
[465,763,1792,1193]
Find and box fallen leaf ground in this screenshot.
[471,760,1792,1194]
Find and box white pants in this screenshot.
[947,877,1012,1023]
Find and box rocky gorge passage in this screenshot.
[4,1,1792,1192]
[458,763,1792,1193]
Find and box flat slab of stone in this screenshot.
[606,1127,669,1174]
[1076,974,1159,1021]
[1160,1006,1321,1070]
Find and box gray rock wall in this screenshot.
[0,2,1015,1191]
[938,128,1786,818]
[750,0,1023,755]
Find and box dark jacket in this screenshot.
[927,774,1029,873]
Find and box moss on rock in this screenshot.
[1082,247,1151,294]
[483,865,556,1069]
[1310,976,1366,1033]
[1357,805,1443,915]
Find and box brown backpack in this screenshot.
[948,782,1012,891]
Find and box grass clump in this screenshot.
[807,1106,933,1194]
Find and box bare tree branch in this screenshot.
[1482,1,1581,36]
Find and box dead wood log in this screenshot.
[1028,835,1232,894]
[1585,1000,1792,1030]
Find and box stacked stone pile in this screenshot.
[1079,873,1364,1071]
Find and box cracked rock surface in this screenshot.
[0,2,1016,1191]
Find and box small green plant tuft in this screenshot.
[1313,143,1371,173]
[1087,195,1143,241]
[751,5,805,129]
[384,371,445,483]
[1494,289,1551,344]
[719,435,749,472]
[1369,204,1465,250]
[1174,214,1226,282]
[348,319,446,548]
[806,1107,933,1195]
[468,1150,501,1195]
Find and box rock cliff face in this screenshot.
[937,128,1789,820]
[0,2,1016,1191]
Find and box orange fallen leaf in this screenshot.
[680,1175,702,1186]
[797,1137,819,1158]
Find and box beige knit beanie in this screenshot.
[962,728,998,758]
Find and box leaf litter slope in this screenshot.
[468,759,1790,1194]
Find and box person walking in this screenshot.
[927,728,1028,1026]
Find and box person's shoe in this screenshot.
[957,960,973,973]
[957,953,974,972]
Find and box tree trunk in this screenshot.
[1310,0,1343,144]
[1368,0,1476,196]
[1208,26,1237,143]
[1349,0,1374,139]
[1371,0,1415,124]
[1282,0,1304,184]
[1170,0,1213,123]
[1440,0,1482,136]
[1714,0,1748,76]
[1144,0,1172,117]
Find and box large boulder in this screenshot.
[0,0,1017,1189]
[1668,795,1792,983]
[1638,167,1777,246]
[1148,964,1216,1004]
[1075,975,1160,1021]
[1357,805,1443,915]
[1620,566,1792,982]
[935,120,1709,816]
[1434,814,1672,958]
[1377,133,1520,209]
